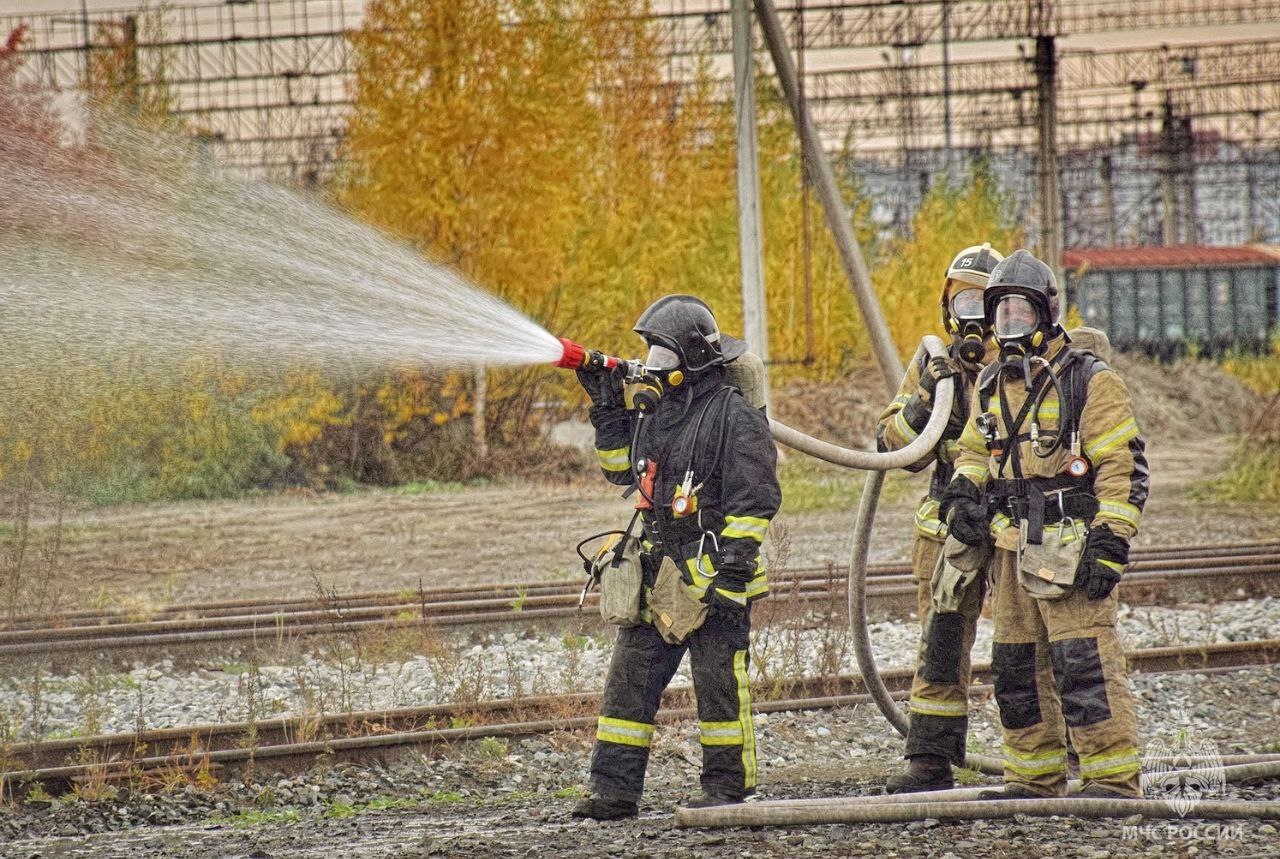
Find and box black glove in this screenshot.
[939,476,989,547]
[1077,526,1129,600]
[918,355,961,400]
[576,367,624,410]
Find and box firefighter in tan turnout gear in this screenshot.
[940,249,1149,799]
[878,243,1004,794]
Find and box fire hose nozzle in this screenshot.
[555,338,625,373]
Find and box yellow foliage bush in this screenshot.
[872,164,1023,357]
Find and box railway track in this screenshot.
[2,541,1278,658]
[4,637,1278,791]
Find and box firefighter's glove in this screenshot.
[1077,526,1129,601]
[940,477,988,548]
[705,586,748,618]
[576,366,624,410]
[918,355,961,401]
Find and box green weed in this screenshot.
[210,807,302,828]
[427,789,466,804]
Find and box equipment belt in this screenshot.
[986,476,1097,544]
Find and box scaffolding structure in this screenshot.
[5,0,1280,245]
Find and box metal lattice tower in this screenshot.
[5,0,1280,243]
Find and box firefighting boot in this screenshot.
[885,754,954,794]
[571,795,639,821]
[683,790,743,810]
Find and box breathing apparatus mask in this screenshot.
[948,286,987,365]
[628,343,685,414]
[941,243,1004,367]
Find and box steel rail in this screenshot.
[7,540,1276,632]
[4,637,1277,788]
[2,560,1278,657]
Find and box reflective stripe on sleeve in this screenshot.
[1085,417,1139,460]
[722,515,769,542]
[596,446,631,473]
[955,464,990,484]
[893,409,920,444]
[1095,500,1140,530]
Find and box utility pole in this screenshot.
[941,0,953,180]
[1159,95,1179,245]
[123,15,140,110]
[731,0,770,409]
[1034,34,1063,316]
[1180,115,1197,244]
[1100,152,1118,246]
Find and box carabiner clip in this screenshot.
[695,530,720,578]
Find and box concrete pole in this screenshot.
[1100,153,1117,246]
[731,0,771,411]
[1034,34,1064,318]
[1159,97,1179,245]
[941,0,953,180]
[753,0,904,392]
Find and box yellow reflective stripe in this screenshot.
[914,502,947,538]
[1085,417,1139,459]
[909,696,968,717]
[1003,745,1068,777]
[700,719,744,746]
[597,716,654,748]
[1098,558,1124,573]
[722,515,769,542]
[1096,500,1140,529]
[711,588,747,609]
[1033,397,1060,420]
[956,465,989,484]
[596,445,631,473]
[685,555,715,596]
[742,577,769,599]
[940,438,961,463]
[893,409,920,444]
[1079,747,1141,778]
[734,649,757,789]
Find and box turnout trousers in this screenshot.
[904,534,986,764]
[588,606,756,802]
[990,546,1141,797]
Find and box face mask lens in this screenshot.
[645,344,681,371]
[994,295,1039,338]
[950,288,984,321]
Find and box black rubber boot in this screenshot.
[885,754,954,795]
[683,791,743,810]
[571,795,639,820]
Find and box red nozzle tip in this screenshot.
[555,337,586,369]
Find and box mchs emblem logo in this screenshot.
[1143,732,1227,817]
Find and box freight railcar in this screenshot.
[1063,246,1280,358]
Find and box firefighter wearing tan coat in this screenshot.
[940,250,1150,799]
[876,243,1003,794]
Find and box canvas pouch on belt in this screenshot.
[595,534,644,626]
[1017,520,1088,601]
[931,535,991,613]
[649,556,708,645]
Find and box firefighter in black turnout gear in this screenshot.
[877,243,1004,794]
[571,295,781,820]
